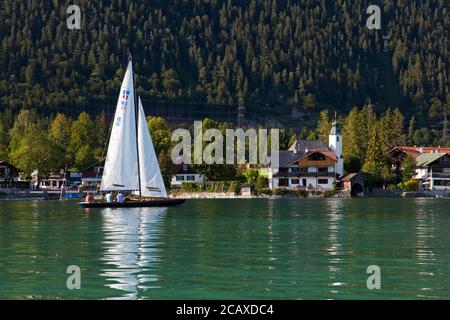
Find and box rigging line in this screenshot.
[130,53,142,198]
[94,113,114,183]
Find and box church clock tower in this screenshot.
[329,116,344,177]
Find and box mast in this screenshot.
[130,53,142,197]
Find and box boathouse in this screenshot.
[340,173,365,196]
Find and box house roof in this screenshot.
[278,150,304,167]
[288,140,330,152]
[272,140,337,167]
[340,173,359,182]
[320,151,338,161]
[389,146,450,159]
[415,152,447,167]
[0,160,17,169]
[276,150,337,167]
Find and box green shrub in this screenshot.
[403,179,419,191]
[243,169,259,184]
[228,181,241,193]
[387,183,400,190]
[181,182,201,192]
[273,188,290,196]
[181,181,240,193]
[292,189,308,197]
[256,175,268,189]
[310,190,323,197]
[323,190,337,197]
[332,181,338,190]
[256,188,272,195]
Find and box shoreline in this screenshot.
[171,190,448,199]
[1,190,448,201]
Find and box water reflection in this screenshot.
[325,199,345,294]
[413,199,436,262]
[100,207,167,299]
[267,199,274,261]
[413,199,438,297]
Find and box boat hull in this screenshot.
[79,198,186,208]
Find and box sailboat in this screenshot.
[79,58,185,208]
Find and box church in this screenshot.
[268,120,344,190]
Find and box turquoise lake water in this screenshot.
[0,198,449,299]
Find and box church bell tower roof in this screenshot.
[330,116,341,135]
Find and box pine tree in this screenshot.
[0,113,9,160]
[68,112,97,169]
[315,110,331,142]
[362,127,389,183]
[288,130,298,147]
[9,109,39,154]
[406,116,415,146]
[343,107,367,161]
[49,113,72,149]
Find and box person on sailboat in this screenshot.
[116,192,125,203]
[85,193,94,203]
[105,192,113,203]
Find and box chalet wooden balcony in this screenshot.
[274,172,336,178]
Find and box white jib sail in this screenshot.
[100,61,139,191]
[134,97,168,198]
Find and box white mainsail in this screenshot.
[100,61,139,191]
[134,97,168,198]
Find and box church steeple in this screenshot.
[329,113,344,177]
[330,119,341,135]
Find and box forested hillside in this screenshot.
[0,0,448,124]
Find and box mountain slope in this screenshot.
[0,0,448,123]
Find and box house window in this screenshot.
[337,136,339,142]
[302,179,307,187]
[278,179,289,187]
[291,167,299,172]
[291,179,299,185]
[318,167,328,173]
[299,167,308,173]
[308,153,325,161]
[434,180,450,186]
[318,179,328,185]
[187,175,195,181]
[176,175,185,181]
[279,167,288,173]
